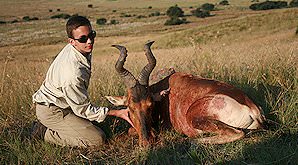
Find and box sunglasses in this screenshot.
[72,30,96,43]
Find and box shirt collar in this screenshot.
[69,44,92,68]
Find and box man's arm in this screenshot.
[62,83,109,122]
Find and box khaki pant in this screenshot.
[35,104,106,147]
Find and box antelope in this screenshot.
[106,41,266,146]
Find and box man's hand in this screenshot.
[160,88,170,96]
[107,108,134,128]
[152,88,170,101]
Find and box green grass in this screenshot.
[0,0,297,164]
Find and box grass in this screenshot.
[0,0,297,164]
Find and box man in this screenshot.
[32,15,132,147]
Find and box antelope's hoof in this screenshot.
[144,40,155,49]
[112,45,127,54]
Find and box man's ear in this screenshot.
[68,38,75,46]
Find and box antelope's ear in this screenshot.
[105,96,127,106]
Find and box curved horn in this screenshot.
[112,45,137,88]
[138,41,156,86]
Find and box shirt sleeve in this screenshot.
[62,82,109,123]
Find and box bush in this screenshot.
[88,4,93,8]
[296,27,298,35]
[191,8,211,18]
[249,1,288,10]
[110,19,119,25]
[201,3,215,11]
[22,16,31,21]
[289,0,298,7]
[120,13,132,17]
[149,11,160,17]
[50,13,71,19]
[22,16,39,22]
[49,9,53,12]
[96,18,107,25]
[166,5,184,17]
[164,17,188,25]
[0,20,6,24]
[137,15,146,19]
[11,20,18,23]
[219,0,229,5]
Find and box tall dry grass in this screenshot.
[0,1,297,164]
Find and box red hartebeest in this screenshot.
[106,41,266,146]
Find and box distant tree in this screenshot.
[96,18,107,25]
[164,17,188,25]
[110,19,119,25]
[11,20,18,23]
[201,3,215,11]
[191,8,211,18]
[137,15,146,19]
[289,0,298,7]
[149,11,160,17]
[88,4,93,8]
[219,0,229,5]
[249,1,288,10]
[22,16,31,22]
[166,5,184,17]
[0,20,6,24]
[296,26,298,35]
[50,13,71,19]
[22,16,39,21]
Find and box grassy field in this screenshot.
[0,0,297,164]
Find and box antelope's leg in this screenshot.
[190,117,244,144]
[186,97,244,144]
[138,41,156,86]
[112,45,137,88]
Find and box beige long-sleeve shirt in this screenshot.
[32,44,108,122]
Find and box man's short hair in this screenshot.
[66,16,91,38]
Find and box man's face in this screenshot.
[69,26,95,56]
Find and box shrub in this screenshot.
[191,8,211,18]
[296,27,298,35]
[149,11,160,17]
[0,20,6,24]
[49,9,53,12]
[137,15,146,19]
[22,16,39,21]
[249,1,288,10]
[96,18,107,25]
[57,9,61,11]
[112,10,117,12]
[50,13,71,19]
[148,6,152,9]
[88,4,93,8]
[289,0,298,7]
[164,17,188,25]
[22,16,31,21]
[219,0,229,5]
[110,19,119,25]
[120,13,132,17]
[166,5,184,17]
[201,3,215,11]
[11,20,18,23]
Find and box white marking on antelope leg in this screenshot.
[209,94,253,129]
